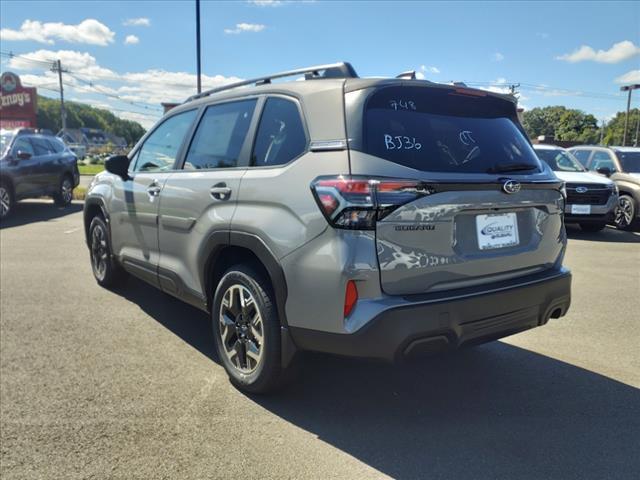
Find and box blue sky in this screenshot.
[1,0,639,128]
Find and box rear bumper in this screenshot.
[290,268,571,362]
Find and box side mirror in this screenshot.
[596,166,613,177]
[16,150,32,160]
[105,155,131,181]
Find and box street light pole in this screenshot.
[620,84,640,146]
[196,0,202,94]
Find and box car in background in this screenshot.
[533,145,617,232]
[568,146,640,230]
[0,128,79,220]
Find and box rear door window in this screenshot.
[31,137,54,157]
[360,86,541,174]
[183,99,256,170]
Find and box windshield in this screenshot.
[0,132,14,156]
[535,148,585,172]
[359,86,541,174]
[616,151,640,173]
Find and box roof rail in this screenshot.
[396,70,416,80]
[185,62,358,103]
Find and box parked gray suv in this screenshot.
[84,63,572,393]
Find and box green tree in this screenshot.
[522,105,601,144]
[35,95,147,145]
[602,108,640,146]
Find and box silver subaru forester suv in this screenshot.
[84,63,572,393]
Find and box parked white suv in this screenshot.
[533,145,618,232]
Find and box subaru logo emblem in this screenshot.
[576,186,588,193]
[503,180,521,194]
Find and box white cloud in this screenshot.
[615,69,640,84]
[248,0,283,6]
[7,49,116,79]
[0,19,115,46]
[557,40,640,64]
[495,77,507,85]
[123,17,150,27]
[415,71,425,80]
[124,35,139,45]
[420,65,440,74]
[492,52,505,62]
[6,48,244,128]
[224,23,266,34]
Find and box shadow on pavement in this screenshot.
[118,277,640,480]
[116,277,218,362]
[566,224,640,243]
[0,200,83,230]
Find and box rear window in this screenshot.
[360,87,541,174]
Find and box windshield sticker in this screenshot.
[384,134,422,150]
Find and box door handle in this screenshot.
[210,183,232,200]
[147,180,162,197]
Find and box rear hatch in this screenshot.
[344,83,565,296]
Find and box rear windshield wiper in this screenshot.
[486,163,538,174]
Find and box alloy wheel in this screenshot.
[61,178,73,204]
[0,187,10,219]
[219,284,265,374]
[90,224,108,280]
[615,196,634,229]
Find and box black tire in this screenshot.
[88,215,126,288]
[53,174,74,207]
[580,222,606,233]
[212,265,293,394]
[614,194,637,231]
[0,181,13,220]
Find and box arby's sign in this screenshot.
[0,72,38,129]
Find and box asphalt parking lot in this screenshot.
[1,200,639,480]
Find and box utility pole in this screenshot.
[620,84,640,146]
[195,0,202,94]
[509,83,520,95]
[600,118,605,145]
[52,59,67,133]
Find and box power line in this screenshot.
[64,72,163,112]
[0,51,56,68]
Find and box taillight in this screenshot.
[311,175,432,229]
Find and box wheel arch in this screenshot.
[200,231,289,327]
[83,197,109,246]
[0,173,15,194]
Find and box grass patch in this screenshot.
[73,186,87,201]
[79,164,104,175]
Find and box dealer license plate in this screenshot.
[476,213,519,250]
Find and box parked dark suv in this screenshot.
[0,128,79,219]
